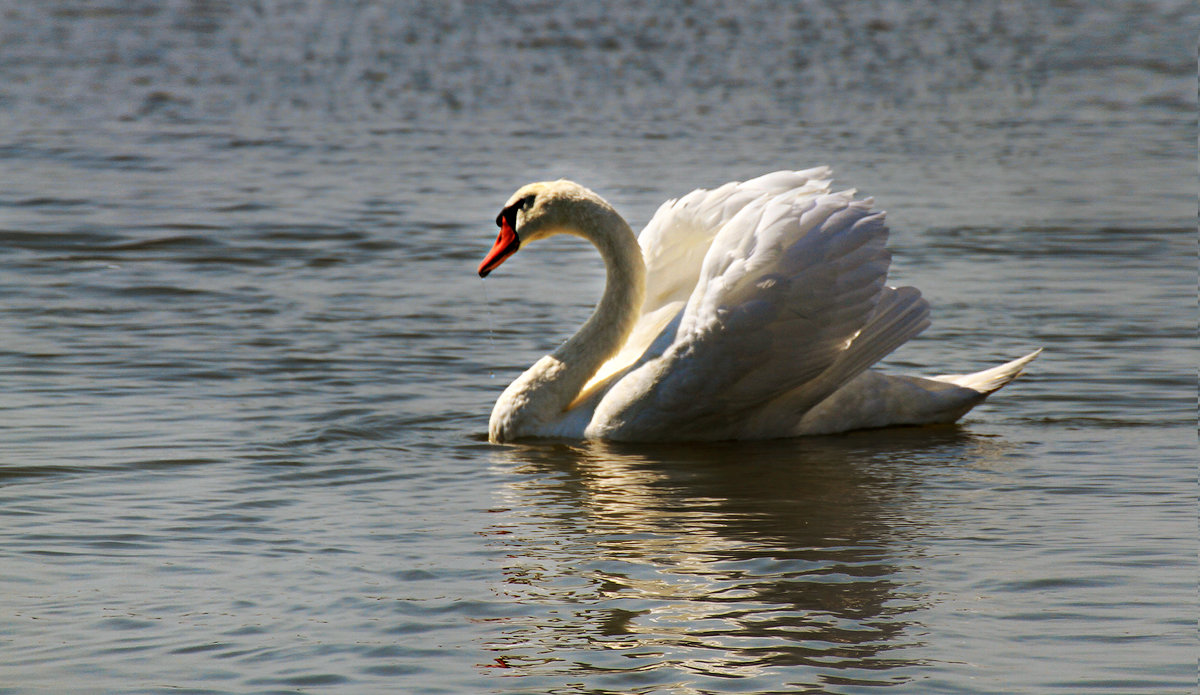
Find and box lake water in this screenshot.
[0,1,1195,693]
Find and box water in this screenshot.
[0,1,1194,692]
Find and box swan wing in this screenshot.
[580,168,835,394]
[590,183,910,441]
[638,167,834,314]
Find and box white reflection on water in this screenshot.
[480,429,1020,689]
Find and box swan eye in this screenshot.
[496,195,536,228]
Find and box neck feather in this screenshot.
[552,209,646,391]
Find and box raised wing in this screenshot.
[638,167,834,315]
[589,182,914,441]
[580,169,834,394]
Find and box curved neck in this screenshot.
[493,206,645,437]
[551,210,646,394]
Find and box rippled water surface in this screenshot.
[0,2,1195,693]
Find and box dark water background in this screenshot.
[0,1,1195,693]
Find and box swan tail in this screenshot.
[932,348,1043,394]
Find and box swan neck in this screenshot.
[553,209,645,383]
[489,197,646,441]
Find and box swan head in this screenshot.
[478,180,616,277]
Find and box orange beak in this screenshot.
[478,215,520,277]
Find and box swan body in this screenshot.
[479,169,1039,443]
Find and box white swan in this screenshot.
[479,168,1039,443]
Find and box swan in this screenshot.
[478,168,1039,443]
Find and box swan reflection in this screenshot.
[480,429,1001,690]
